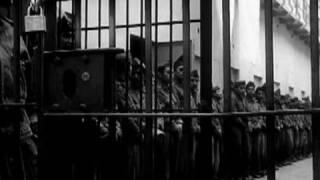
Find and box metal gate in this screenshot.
[2,0,320,180]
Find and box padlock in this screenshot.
[24,4,47,32]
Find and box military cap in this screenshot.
[234,80,246,88]
[255,86,265,94]
[174,55,184,71]
[261,84,266,91]
[302,96,310,102]
[60,12,73,30]
[292,97,299,102]
[191,70,199,78]
[274,89,281,96]
[280,95,286,101]
[158,63,170,74]
[212,86,220,93]
[115,52,130,74]
[246,81,255,89]
[285,94,291,100]
[132,57,146,70]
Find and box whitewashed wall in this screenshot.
[60,0,312,99]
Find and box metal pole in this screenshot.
[222,0,231,113]
[199,0,213,179]
[73,0,81,48]
[13,0,26,179]
[145,0,154,179]
[264,0,276,180]
[310,0,320,179]
[182,0,192,179]
[109,0,116,47]
[183,0,191,112]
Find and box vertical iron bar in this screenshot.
[265,0,276,180]
[45,0,57,50]
[13,0,26,179]
[182,0,191,179]
[154,0,158,112]
[85,0,88,49]
[126,0,129,55]
[125,0,130,112]
[58,0,62,49]
[73,0,81,48]
[145,1,154,180]
[98,0,101,48]
[199,0,213,179]
[139,0,143,111]
[39,30,46,180]
[222,0,231,113]
[169,0,173,109]
[153,0,159,174]
[310,0,320,180]
[183,0,191,112]
[145,0,153,141]
[109,0,116,47]
[14,1,21,102]
[222,1,232,179]
[71,0,75,47]
[41,1,56,179]
[141,0,144,37]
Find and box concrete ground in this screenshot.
[256,158,313,180]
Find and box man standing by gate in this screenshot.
[0,0,37,180]
[224,81,250,180]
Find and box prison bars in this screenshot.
[265,0,276,179]
[310,0,320,180]
[8,0,319,180]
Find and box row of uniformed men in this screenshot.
[109,53,313,180]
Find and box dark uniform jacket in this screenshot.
[0,17,32,140]
[246,96,262,132]
[229,91,248,129]
[212,98,222,136]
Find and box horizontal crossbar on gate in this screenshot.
[80,19,201,31]
[0,103,38,108]
[43,108,320,118]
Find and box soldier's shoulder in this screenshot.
[2,17,13,25]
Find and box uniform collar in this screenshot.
[0,16,13,25]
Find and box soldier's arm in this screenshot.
[231,98,247,129]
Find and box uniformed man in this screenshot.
[190,69,201,136]
[190,70,200,110]
[58,11,74,50]
[189,70,200,179]
[211,86,223,179]
[172,56,184,110]
[302,96,312,156]
[255,85,267,175]
[170,56,185,179]
[297,99,307,158]
[224,80,250,180]
[155,63,179,180]
[96,52,128,180]
[245,81,263,178]
[282,95,295,163]
[0,1,37,179]
[157,63,177,111]
[290,97,302,160]
[126,56,145,180]
[274,90,285,165]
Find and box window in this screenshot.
[274,81,280,91]
[231,67,240,83]
[289,86,294,97]
[254,75,263,87]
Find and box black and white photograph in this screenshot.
[0,0,318,180]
